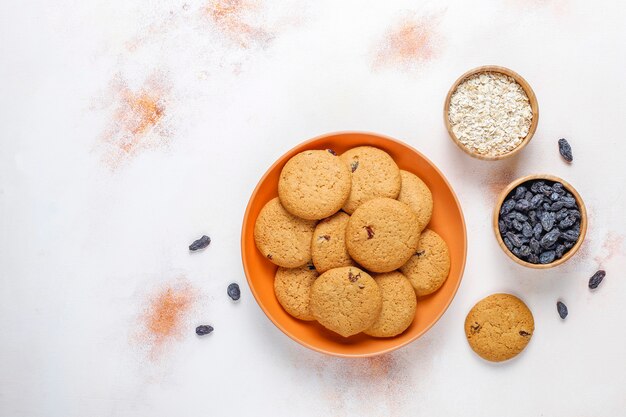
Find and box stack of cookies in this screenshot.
[254,146,451,338]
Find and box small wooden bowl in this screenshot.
[443,65,539,161]
[493,174,587,269]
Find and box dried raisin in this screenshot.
[540,251,556,264]
[558,138,573,162]
[196,325,214,336]
[557,301,568,319]
[541,229,560,248]
[227,283,241,301]
[500,199,516,215]
[588,270,605,289]
[189,235,211,251]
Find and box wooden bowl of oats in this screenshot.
[444,66,539,160]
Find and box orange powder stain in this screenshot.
[100,73,171,169]
[308,352,415,416]
[372,13,443,72]
[203,0,274,49]
[485,165,517,198]
[135,280,197,360]
[594,232,625,267]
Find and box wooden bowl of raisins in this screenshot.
[493,174,587,268]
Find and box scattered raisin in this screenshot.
[189,235,211,251]
[588,270,606,289]
[364,225,374,239]
[519,330,531,337]
[227,283,241,301]
[326,148,337,156]
[350,160,359,172]
[196,325,214,336]
[266,254,273,260]
[196,324,213,336]
[415,250,425,257]
[558,138,573,162]
[557,301,568,319]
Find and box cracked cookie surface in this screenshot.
[400,229,450,296]
[278,150,351,220]
[340,146,401,214]
[465,293,534,362]
[254,197,316,268]
[274,264,319,321]
[365,271,416,338]
[346,198,420,273]
[311,211,355,273]
[310,266,382,337]
[397,170,433,232]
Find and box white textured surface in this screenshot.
[1,0,625,416]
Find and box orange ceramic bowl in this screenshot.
[241,132,467,357]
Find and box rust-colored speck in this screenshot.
[135,279,197,360]
[204,0,274,49]
[372,13,444,72]
[100,73,171,169]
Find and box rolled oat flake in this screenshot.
[448,72,533,157]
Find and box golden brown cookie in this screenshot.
[254,197,316,268]
[364,271,416,338]
[465,293,534,362]
[400,229,450,296]
[274,263,319,321]
[346,198,420,273]
[311,212,355,273]
[310,266,382,337]
[340,146,401,214]
[278,150,351,220]
[397,170,433,232]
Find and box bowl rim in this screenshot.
[492,174,587,269]
[240,131,467,357]
[443,65,540,161]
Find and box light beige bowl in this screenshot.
[444,65,539,161]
